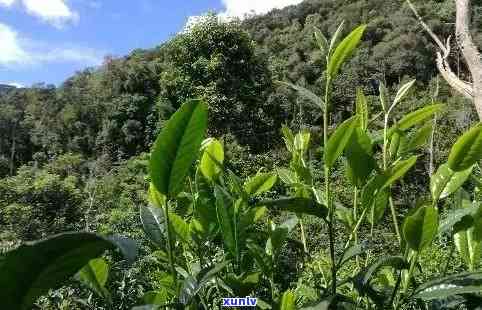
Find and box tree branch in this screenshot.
[406,0,482,120]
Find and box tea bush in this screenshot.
[1,21,482,310]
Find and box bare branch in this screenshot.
[406,0,448,54]
[436,51,474,99]
[406,0,482,119]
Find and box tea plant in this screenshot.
[0,23,481,310]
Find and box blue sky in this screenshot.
[0,0,302,87]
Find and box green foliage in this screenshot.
[75,258,111,302]
[327,25,366,80]
[257,198,328,218]
[414,271,482,301]
[161,15,281,149]
[244,172,277,196]
[149,99,208,198]
[280,290,296,310]
[325,116,359,168]
[214,185,237,258]
[2,2,482,309]
[403,206,439,252]
[431,164,474,202]
[447,123,482,171]
[345,128,376,187]
[0,232,134,310]
[140,205,166,248]
[199,138,224,182]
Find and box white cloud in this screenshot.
[0,23,32,66]
[22,0,79,27]
[184,0,303,31]
[221,0,303,18]
[0,0,78,27]
[2,82,24,88]
[37,47,103,64]
[0,22,103,68]
[0,0,15,7]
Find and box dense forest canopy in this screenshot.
[1,0,480,174]
[1,0,482,309]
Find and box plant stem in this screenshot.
[402,251,419,296]
[233,201,240,273]
[324,77,337,296]
[299,217,308,254]
[391,247,409,309]
[383,114,402,246]
[164,200,177,286]
[353,187,360,268]
[388,196,402,245]
[343,207,368,250]
[442,245,455,276]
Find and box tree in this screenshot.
[158,15,282,150]
[407,0,482,120]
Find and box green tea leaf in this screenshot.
[142,289,169,305]
[280,290,296,310]
[313,27,329,55]
[393,79,416,106]
[356,88,369,131]
[214,186,237,258]
[268,217,298,257]
[448,123,482,171]
[277,168,299,185]
[327,24,366,80]
[200,138,224,182]
[360,174,388,212]
[369,188,390,225]
[388,130,403,161]
[0,232,131,310]
[338,243,365,268]
[414,271,482,300]
[354,256,409,289]
[281,125,295,153]
[329,21,345,54]
[325,115,359,168]
[382,156,418,188]
[403,205,438,252]
[179,261,229,306]
[294,130,311,154]
[244,172,277,196]
[140,205,166,248]
[440,213,477,238]
[169,211,191,245]
[378,81,389,113]
[430,164,473,202]
[399,123,433,154]
[455,227,472,269]
[453,196,482,270]
[353,256,408,306]
[247,242,273,277]
[345,128,376,186]
[257,197,328,219]
[397,103,443,131]
[149,99,208,197]
[75,258,110,301]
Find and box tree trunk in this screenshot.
[9,126,16,175]
[406,0,482,120]
[455,0,482,119]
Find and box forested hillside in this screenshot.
[1,0,480,171]
[1,0,482,309]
